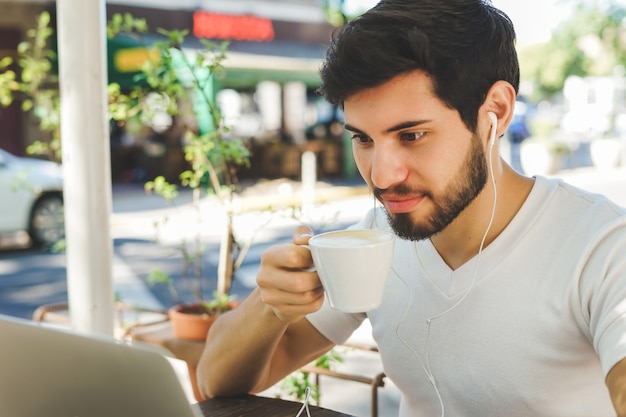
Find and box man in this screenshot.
[197,1,626,415]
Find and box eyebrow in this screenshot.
[344,120,432,135]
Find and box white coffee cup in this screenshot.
[305,229,395,313]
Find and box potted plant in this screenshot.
[107,14,250,340]
[150,264,237,341]
[2,12,254,339]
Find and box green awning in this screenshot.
[108,36,323,90]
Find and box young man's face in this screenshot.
[343,70,488,241]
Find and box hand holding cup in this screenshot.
[303,229,395,313]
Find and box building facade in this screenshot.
[0,0,348,181]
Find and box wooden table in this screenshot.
[197,394,356,416]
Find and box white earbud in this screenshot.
[487,112,497,149]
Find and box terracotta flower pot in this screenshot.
[168,302,237,341]
[168,304,219,341]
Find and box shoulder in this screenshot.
[534,176,626,223]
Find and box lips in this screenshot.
[379,194,425,213]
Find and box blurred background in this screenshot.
[2,0,625,183]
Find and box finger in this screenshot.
[271,293,326,322]
[257,260,321,293]
[261,243,314,272]
[260,280,324,306]
[292,225,314,245]
[263,286,325,323]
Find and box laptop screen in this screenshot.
[0,314,201,417]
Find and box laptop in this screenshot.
[0,314,203,417]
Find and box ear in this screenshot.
[481,81,517,139]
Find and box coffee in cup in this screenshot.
[305,229,395,313]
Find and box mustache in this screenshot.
[373,184,430,200]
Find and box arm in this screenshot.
[607,357,626,416]
[196,226,335,399]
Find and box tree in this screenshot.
[107,13,250,304]
[0,11,61,162]
[0,11,250,308]
[520,0,626,98]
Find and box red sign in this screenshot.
[193,11,275,42]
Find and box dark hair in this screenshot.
[319,0,519,132]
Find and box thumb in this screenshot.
[292,225,314,245]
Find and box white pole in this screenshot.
[56,0,114,335]
[301,150,316,213]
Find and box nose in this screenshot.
[370,143,409,190]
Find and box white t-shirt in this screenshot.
[307,176,626,417]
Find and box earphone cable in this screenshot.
[392,118,499,417]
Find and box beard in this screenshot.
[375,133,488,241]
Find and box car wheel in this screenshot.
[29,194,65,247]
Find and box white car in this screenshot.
[0,148,64,247]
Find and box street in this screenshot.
[0,179,372,319]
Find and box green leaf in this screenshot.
[146,269,172,286]
[21,100,33,111]
[144,176,179,201]
[38,10,50,27]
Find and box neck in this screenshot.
[430,163,533,270]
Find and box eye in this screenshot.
[350,133,372,144]
[399,131,426,142]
